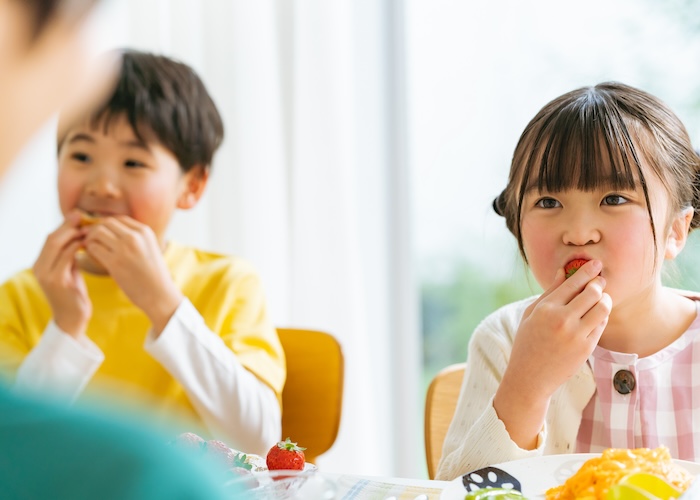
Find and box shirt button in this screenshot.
[613,369,636,394]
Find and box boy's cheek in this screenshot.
[56,176,81,216]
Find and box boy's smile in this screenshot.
[57,114,202,247]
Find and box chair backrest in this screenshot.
[424,362,466,479]
[277,328,344,465]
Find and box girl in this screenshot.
[436,82,700,480]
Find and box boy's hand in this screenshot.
[82,216,183,336]
[33,211,92,338]
[493,259,611,449]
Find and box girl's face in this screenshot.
[520,166,689,308]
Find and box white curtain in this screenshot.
[0,0,423,477]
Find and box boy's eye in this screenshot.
[535,197,560,209]
[124,159,145,168]
[602,194,628,206]
[71,152,90,163]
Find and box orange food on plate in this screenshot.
[545,446,694,500]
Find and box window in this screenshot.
[406,0,700,393]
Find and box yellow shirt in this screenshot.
[0,242,285,438]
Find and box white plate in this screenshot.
[440,454,700,499]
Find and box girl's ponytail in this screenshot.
[690,150,700,231]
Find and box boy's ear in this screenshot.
[177,166,209,209]
[665,207,694,259]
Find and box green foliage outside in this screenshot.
[420,257,539,386]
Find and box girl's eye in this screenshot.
[602,194,628,206]
[535,197,560,209]
[71,152,90,163]
[124,159,145,168]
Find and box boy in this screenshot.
[0,49,285,455]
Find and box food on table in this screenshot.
[545,446,694,500]
[464,487,527,499]
[564,259,589,279]
[170,432,256,477]
[607,472,682,499]
[266,437,306,471]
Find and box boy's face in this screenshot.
[57,114,205,245]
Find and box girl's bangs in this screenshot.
[526,99,642,194]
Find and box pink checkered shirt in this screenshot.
[576,301,700,459]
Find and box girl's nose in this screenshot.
[562,213,601,246]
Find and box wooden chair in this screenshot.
[424,362,466,479]
[277,328,344,464]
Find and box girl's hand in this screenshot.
[32,211,92,338]
[82,216,183,335]
[494,259,612,449]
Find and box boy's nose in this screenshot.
[86,170,119,198]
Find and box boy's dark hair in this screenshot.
[77,49,224,174]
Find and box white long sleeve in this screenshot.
[13,322,103,402]
[436,296,595,480]
[145,298,281,455]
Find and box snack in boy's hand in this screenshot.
[266,437,306,470]
[78,210,102,227]
[564,259,588,279]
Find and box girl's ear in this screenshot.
[177,166,209,209]
[665,207,694,260]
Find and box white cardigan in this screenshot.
[436,289,700,481]
[435,295,596,480]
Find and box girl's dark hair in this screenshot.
[64,49,225,174]
[493,81,700,262]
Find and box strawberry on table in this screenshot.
[266,437,306,471]
[564,259,589,279]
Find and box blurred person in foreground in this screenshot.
[0,0,234,498]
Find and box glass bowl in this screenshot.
[224,468,336,499]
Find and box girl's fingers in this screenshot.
[580,292,612,340]
[566,275,607,316]
[524,267,566,316]
[549,259,603,304]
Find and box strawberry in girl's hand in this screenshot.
[564,259,589,279]
[266,437,306,470]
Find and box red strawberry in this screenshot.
[564,259,588,279]
[266,437,306,471]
